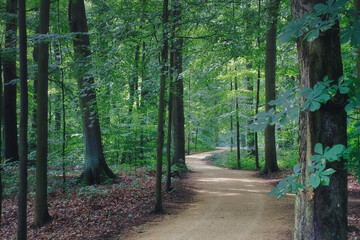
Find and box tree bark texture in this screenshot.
[33,0,51,227]
[292,0,348,238]
[263,0,280,174]
[18,0,28,237]
[154,0,169,213]
[68,0,115,184]
[171,0,186,167]
[4,0,19,163]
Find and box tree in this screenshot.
[0,43,2,227]
[235,75,241,169]
[33,0,51,227]
[68,0,115,184]
[4,0,18,163]
[154,0,169,213]
[17,0,28,237]
[355,0,360,79]
[171,0,186,167]
[292,0,348,238]
[263,0,280,174]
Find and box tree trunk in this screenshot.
[0,43,3,227]
[355,0,360,80]
[129,44,140,113]
[18,0,28,237]
[4,0,18,163]
[33,0,51,227]
[246,66,255,156]
[154,0,169,213]
[230,79,234,152]
[68,0,115,184]
[171,0,186,167]
[235,76,241,169]
[255,67,261,170]
[166,79,173,192]
[187,80,191,155]
[263,0,280,174]
[292,0,348,238]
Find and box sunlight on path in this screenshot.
[121,150,294,240]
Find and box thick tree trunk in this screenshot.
[292,0,348,238]
[4,0,18,163]
[154,0,169,213]
[171,0,186,167]
[263,0,280,174]
[33,0,51,227]
[68,0,115,184]
[18,0,28,237]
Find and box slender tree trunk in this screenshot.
[355,0,360,80]
[68,0,115,184]
[129,44,140,113]
[0,44,3,227]
[154,0,169,213]
[292,0,347,238]
[166,68,173,192]
[33,0,51,227]
[57,0,66,189]
[246,65,255,155]
[195,128,198,152]
[255,68,261,170]
[254,0,261,170]
[235,76,241,169]
[230,79,233,152]
[18,0,28,237]
[30,27,39,154]
[171,0,186,167]
[187,79,191,155]
[4,0,18,163]
[263,0,280,174]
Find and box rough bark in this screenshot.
[154,0,169,213]
[68,0,115,184]
[171,0,186,167]
[33,0,51,227]
[292,0,348,238]
[263,0,280,174]
[4,0,19,163]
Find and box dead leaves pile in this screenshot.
[0,169,184,239]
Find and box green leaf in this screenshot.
[314,143,323,155]
[307,29,320,42]
[309,101,321,111]
[308,172,321,188]
[321,168,336,176]
[321,175,330,186]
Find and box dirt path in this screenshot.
[121,150,294,240]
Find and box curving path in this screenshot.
[121,150,294,240]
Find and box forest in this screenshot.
[0,0,359,239]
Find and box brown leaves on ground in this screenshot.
[0,169,191,240]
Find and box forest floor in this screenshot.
[118,150,294,240]
[1,150,359,239]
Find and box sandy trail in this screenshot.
[121,150,294,240]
